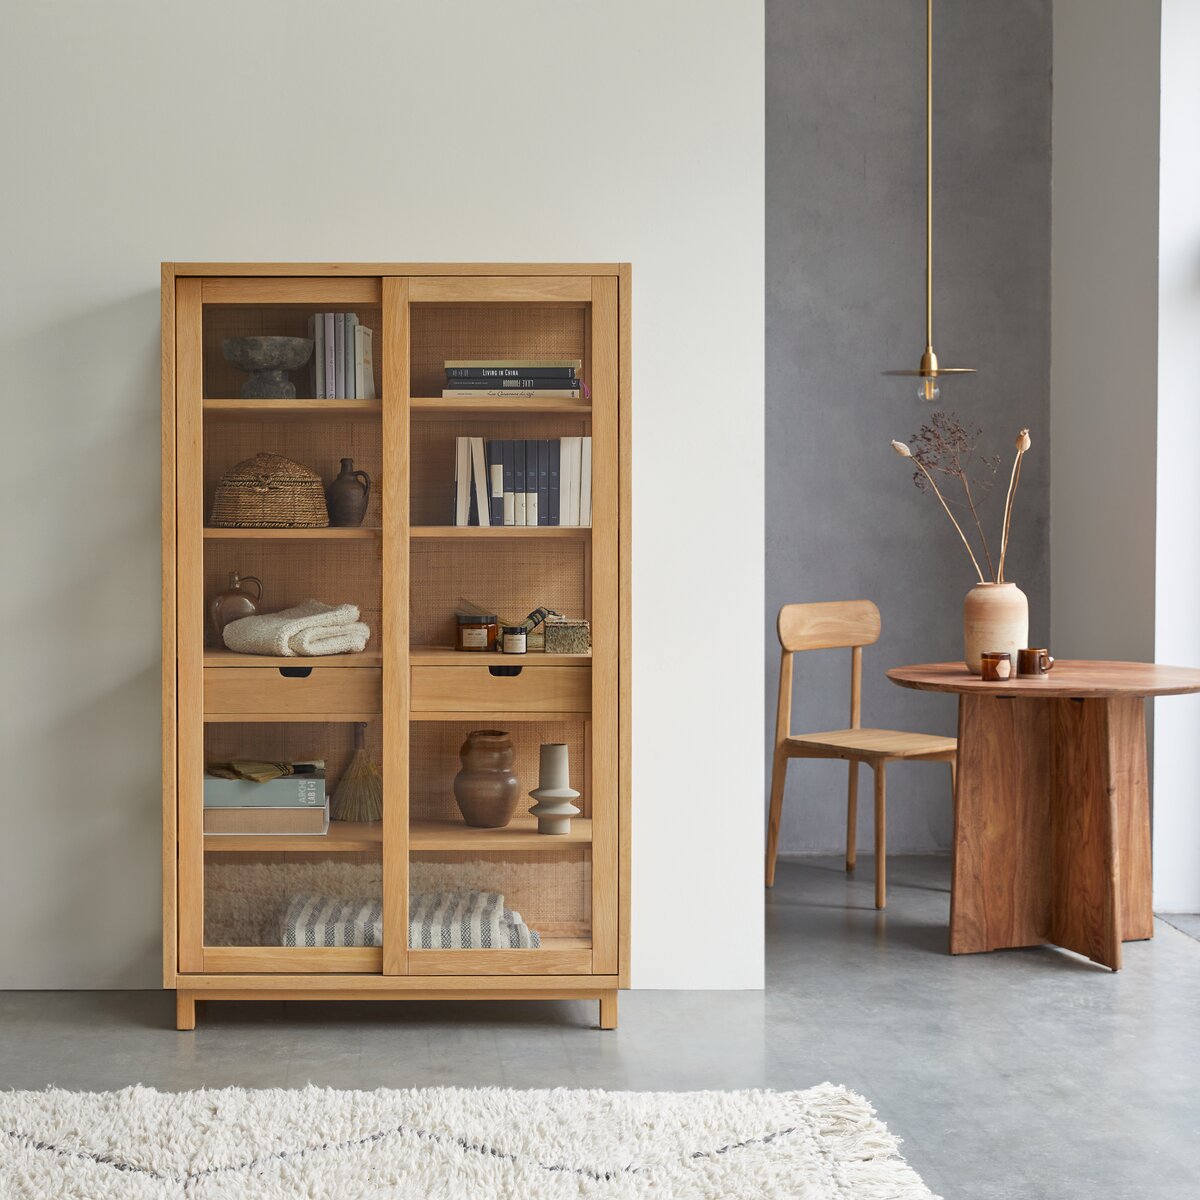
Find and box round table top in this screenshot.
[887,660,1200,699]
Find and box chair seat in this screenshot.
[785,728,956,762]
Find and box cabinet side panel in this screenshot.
[382,277,411,975]
[162,264,177,987]
[618,264,632,989]
[590,277,620,975]
[175,278,206,972]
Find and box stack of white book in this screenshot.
[308,313,376,400]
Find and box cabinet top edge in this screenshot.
[163,262,628,278]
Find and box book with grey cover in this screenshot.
[204,764,326,808]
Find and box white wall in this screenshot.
[0,1,765,989]
[1050,0,1160,667]
[1153,0,1200,913]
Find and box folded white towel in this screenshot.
[222,600,372,657]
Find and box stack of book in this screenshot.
[443,359,584,400]
[203,761,328,835]
[308,313,376,400]
[453,436,592,526]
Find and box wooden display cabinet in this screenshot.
[162,264,630,1028]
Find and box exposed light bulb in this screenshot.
[919,375,940,403]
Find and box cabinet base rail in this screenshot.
[174,984,619,1030]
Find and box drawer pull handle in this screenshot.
[488,665,523,678]
[278,666,314,679]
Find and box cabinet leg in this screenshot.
[176,990,196,1031]
[598,990,618,1030]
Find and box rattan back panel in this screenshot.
[204,541,381,650]
[410,719,589,821]
[409,417,591,526]
[409,304,589,397]
[204,720,383,793]
[204,418,382,528]
[203,305,383,399]
[409,542,586,646]
[409,853,591,931]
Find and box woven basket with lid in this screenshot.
[210,452,330,528]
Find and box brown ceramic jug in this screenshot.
[452,730,520,828]
[209,573,263,642]
[325,458,371,527]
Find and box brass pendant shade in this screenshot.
[884,0,974,401]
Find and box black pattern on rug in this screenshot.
[2,1119,800,1187]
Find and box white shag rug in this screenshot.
[0,1083,939,1199]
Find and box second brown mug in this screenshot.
[1017,647,1055,676]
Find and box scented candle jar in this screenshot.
[456,613,498,652]
[501,626,527,654]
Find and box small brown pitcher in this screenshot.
[325,458,371,527]
[1017,648,1055,676]
[209,572,262,642]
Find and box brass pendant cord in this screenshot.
[883,0,973,391]
[925,0,933,351]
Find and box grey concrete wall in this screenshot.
[766,0,1052,854]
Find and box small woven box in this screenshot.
[544,616,591,655]
[210,452,330,528]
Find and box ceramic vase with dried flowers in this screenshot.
[891,415,1033,674]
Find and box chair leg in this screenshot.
[765,748,789,888]
[874,763,887,910]
[845,760,859,873]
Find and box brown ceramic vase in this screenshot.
[325,458,371,527]
[452,730,520,828]
[209,573,263,642]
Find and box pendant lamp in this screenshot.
[884,0,975,402]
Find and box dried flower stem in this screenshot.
[911,458,986,583]
[997,451,1025,583]
[959,474,996,581]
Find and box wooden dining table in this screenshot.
[887,661,1200,970]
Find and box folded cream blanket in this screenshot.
[223,600,371,657]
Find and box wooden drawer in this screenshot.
[204,667,382,717]
[410,665,591,713]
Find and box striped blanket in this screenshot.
[281,892,539,949]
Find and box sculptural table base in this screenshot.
[950,694,1152,971]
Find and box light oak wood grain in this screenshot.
[766,601,955,906]
[161,263,178,988]
[171,263,621,277]
[409,276,592,303]
[410,665,591,714]
[204,667,382,716]
[618,262,632,990]
[200,277,382,304]
[175,278,205,973]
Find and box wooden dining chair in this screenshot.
[765,600,956,908]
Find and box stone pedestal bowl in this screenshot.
[222,336,314,399]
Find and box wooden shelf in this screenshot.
[203,527,380,540]
[205,820,382,853]
[410,397,591,416]
[204,399,382,417]
[203,817,591,854]
[204,649,382,667]
[410,526,590,539]
[411,816,592,850]
[410,647,592,666]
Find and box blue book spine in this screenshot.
[537,439,550,526]
[547,439,561,525]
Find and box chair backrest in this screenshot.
[777,600,881,653]
[773,601,881,743]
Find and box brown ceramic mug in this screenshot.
[980,651,1013,681]
[1017,647,1055,676]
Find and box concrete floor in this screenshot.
[3,856,1199,1199]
